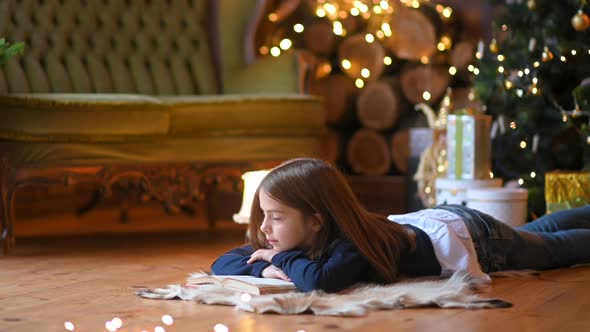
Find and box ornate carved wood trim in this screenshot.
[2,161,254,255]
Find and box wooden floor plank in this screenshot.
[1,220,589,332]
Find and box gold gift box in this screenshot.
[545,171,590,213]
[446,114,492,179]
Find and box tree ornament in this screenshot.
[527,0,536,10]
[542,47,554,62]
[572,10,590,31]
[489,38,499,53]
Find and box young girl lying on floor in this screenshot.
[211,158,590,293]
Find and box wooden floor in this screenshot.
[1,220,590,332]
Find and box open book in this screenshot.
[186,274,297,295]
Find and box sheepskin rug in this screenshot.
[136,271,510,316]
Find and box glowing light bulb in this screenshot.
[162,315,174,326]
[293,23,304,33]
[361,68,370,78]
[214,324,229,332]
[279,39,292,50]
[341,59,351,69]
[270,47,281,57]
[449,66,457,75]
[384,56,392,65]
[422,91,431,101]
[355,78,364,88]
[442,7,452,18]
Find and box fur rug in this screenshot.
[136,272,511,316]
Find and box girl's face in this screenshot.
[258,189,320,252]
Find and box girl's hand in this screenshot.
[247,248,280,264]
[261,265,291,281]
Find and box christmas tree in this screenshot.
[473,0,590,217]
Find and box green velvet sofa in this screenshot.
[0,0,325,253]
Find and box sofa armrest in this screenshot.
[224,50,312,95]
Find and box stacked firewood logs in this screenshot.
[256,0,482,176]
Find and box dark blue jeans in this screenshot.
[434,204,590,272]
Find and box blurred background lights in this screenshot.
[355,78,365,88]
[341,59,351,69]
[279,39,292,50]
[293,23,304,33]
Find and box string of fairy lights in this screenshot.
[260,0,456,92]
[478,0,590,187]
[260,0,589,195]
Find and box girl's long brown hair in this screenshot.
[248,158,415,283]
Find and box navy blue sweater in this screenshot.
[211,225,441,293]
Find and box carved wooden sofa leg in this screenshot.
[1,158,16,255]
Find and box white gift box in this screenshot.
[466,188,529,227]
[435,177,502,206]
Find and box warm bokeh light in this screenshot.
[162,315,174,326]
[355,78,365,88]
[293,23,304,33]
[361,68,370,78]
[341,59,351,69]
[64,322,75,331]
[270,47,281,57]
[279,39,292,50]
[214,324,229,332]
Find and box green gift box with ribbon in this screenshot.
[446,114,492,179]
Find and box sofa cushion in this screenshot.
[0,94,169,142]
[161,95,325,137]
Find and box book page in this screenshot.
[216,275,294,286]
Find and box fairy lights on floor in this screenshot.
[64,313,178,332]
